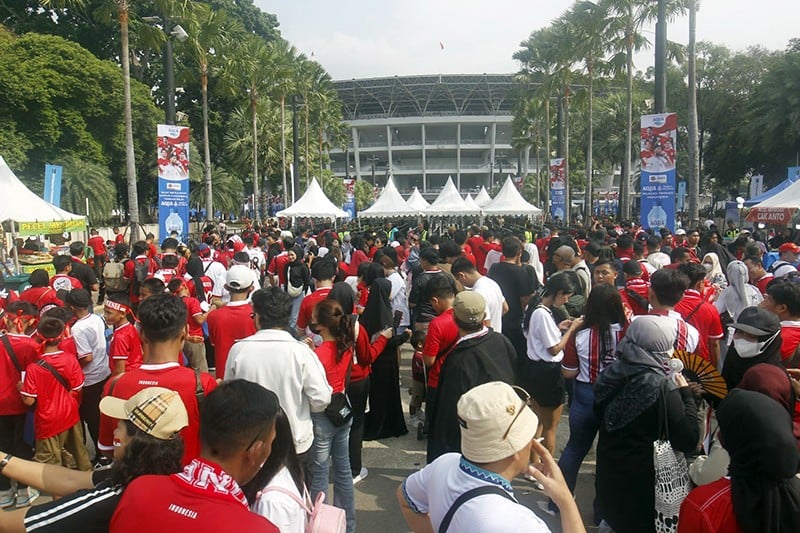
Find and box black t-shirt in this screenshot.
[70,260,98,288]
[488,262,535,333]
[24,469,120,532]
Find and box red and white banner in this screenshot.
[746,207,796,225]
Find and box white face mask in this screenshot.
[734,331,778,359]
[703,263,713,272]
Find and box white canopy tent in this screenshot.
[464,194,482,212]
[474,186,492,207]
[425,177,480,217]
[360,177,415,218]
[746,177,800,226]
[406,187,430,212]
[276,177,350,219]
[482,177,542,216]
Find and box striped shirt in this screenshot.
[562,324,625,383]
[24,474,121,532]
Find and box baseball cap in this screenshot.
[196,243,211,258]
[675,229,686,236]
[64,288,92,309]
[99,387,188,441]
[730,306,781,338]
[452,291,486,326]
[779,242,800,254]
[457,381,539,463]
[226,265,254,290]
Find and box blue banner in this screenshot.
[43,164,63,207]
[549,158,566,221]
[640,113,677,231]
[677,181,686,212]
[157,125,190,241]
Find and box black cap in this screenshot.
[623,260,642,276]
[64,288,92,309]
[730,307,781,337]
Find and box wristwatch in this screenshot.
[0,453,12,473]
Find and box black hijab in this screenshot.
[359,277,393,337]
[328,282,355,315]
[717,389,800,533]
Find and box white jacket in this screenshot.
[224,329,332,454]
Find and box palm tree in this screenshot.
[266,39,298,203]
[189,165,243,217]
[687,0,700,225]
[62,156,118,224]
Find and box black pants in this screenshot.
[347,377,369,477]
[94,254,107,302]
[79,378,108,455]
[0,414,32,491]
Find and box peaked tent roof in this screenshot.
[360,177,415,218]
[426,177,480,216]
[406,187,430,211]
[464,194,482,212]
[276,177,350,219]
[0,156,86,236]
[474,186,492,207]
[482,177,542,215]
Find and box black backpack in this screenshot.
[132,258,151,296]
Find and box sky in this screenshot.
[256,0,799,80]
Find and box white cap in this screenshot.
[226,265,254,290]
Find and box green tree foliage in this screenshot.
[61,156,118,223]
[354,180,375,211]
[317,170,346,207]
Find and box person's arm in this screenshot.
[302,349,333,410]
[111,358,126,375]
[354,326,391,367]
[0,452,95,496]
[527,439,586,533]
[666,375,701,453]
[546,316,583,356]
[502,299,509,315]
[396,484,434,533]
[707,338,720,369]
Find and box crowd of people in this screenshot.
[0,215,799,532]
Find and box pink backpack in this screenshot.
[260,486,346,533]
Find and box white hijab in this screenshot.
[702,252,724,281]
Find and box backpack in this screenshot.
[260,486,345,533]
[768,260,789,275]
[132,258,151,296]
[103,260,130,293]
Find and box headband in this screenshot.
[104,300,132,315]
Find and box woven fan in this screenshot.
[673,350,728,400]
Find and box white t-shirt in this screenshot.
[71,313,111,387]
[647,252,671,270]
[484,249,503,273]
[246,247,267,272]
[473,276,506,332]
[387,270,410,327]
[252,467,306,533]
[526,306,563,362]
[402,453,549,533]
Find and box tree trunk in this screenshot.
[687,0,700,225]
[564,85,571,224]
[544,98,551,218]
[305,96,310,183]
[201,68,213,222]
[281,96,288,202]
[119,1,139,241]
[584,61,594,222]
[621,20,634,220]
[251,94,260,221]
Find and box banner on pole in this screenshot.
[639,113,677,231]
[677,181,686,212]
[749,174,764,199]
[157,124,190,241]
[549,158,566,221]
[43,164,63,207]
[342,178,356,219]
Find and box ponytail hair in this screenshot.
[314,299,355,362]
[522,272,577,331]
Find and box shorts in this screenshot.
[35,422,91,470]
[518,359,565,408]
[409,379,425,411]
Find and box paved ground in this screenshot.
[355,345,599,532]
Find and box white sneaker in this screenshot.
[0,488,14,509]
[15,487,39,508]
[352,467,368,485]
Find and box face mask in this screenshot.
[734,331,778,358]
[703,263,713,272]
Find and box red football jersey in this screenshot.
[124,256,157,304]
[424,309,460,388]
[0,334,38,415]
[19,286,62,310]
[675,289,724,361]
[49,274,83,292]
[182,296,205,337]
[88,235,107,257]
[98,362,217,464]
[206,303,256,379]
[108,322,143,373]
[21,351,84,439]
[296,287,332,330]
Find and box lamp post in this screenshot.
[367,155,378,186]
[654,0,667,113]
[142,16,188,125]
[736,196,745,230]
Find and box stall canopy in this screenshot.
[406,187,430,212]
[464,194,482,212]
[474,186,492,207]
[276,177,350,219]
[482,177,542,216]
[746,177,800,225]
[425,177,480,216]
[360,177,415,218]
[0,156,86,235]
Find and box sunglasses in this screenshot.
[502,386,532,441]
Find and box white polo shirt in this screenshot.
[526,306,563,362]
[472,275,506,332]
[402,453,549,532]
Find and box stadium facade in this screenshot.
[329,74,533,197]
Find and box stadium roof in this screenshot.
[334,74,517,121]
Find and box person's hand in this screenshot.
[380,328,393,339]
[786,368,800,381]
[302,337,315,350]
[570,316,584,331]
[673,373,689,388]
[557,319,573,332]
[687,381,704,400]
[527,439,573,508]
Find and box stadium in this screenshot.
[329,74,533,198]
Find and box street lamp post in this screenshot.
[368,155,378,186]
[654,0,667,113]
[142,17,188,125]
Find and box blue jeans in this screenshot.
[289,293,303,331]
[310,412,355,533]
[553,381,601,520]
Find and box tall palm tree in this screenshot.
[266,39,298,202]
[62,156,118,224]
[687,0,700,225]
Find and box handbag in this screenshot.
[653,380,692,533]
[260,485,346,533]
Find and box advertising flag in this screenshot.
[549,158,566,221]
[749,174,764,199]
[157,124,190,241]
[43,164,63,207]
[342,178,356,219]
[639,113,677,231]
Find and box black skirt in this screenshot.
[518,359,565,408]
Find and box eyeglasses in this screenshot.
[502,386,532,441]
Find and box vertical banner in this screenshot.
[342,178,356,219]
[639,113,677,231]
[549,158,566,221]
[157,124,190,241]
[677,181,687,211]
[749,174,764,199]
[43,164,63,207]
[511,174,524,191]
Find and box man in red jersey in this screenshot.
[207,266,256,379]
[103,294,143,375]
[110,380,279,533]
[675,263,724,366]
[761,279,800,366]
[98,293,217,465]
[743,255,773,295]
[112,226,125,246]
[123,241,157,309]
[87,228,108,301]
[296,256,336,338]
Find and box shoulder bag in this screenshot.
[260,485,345,533]
[438,485,515,533]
